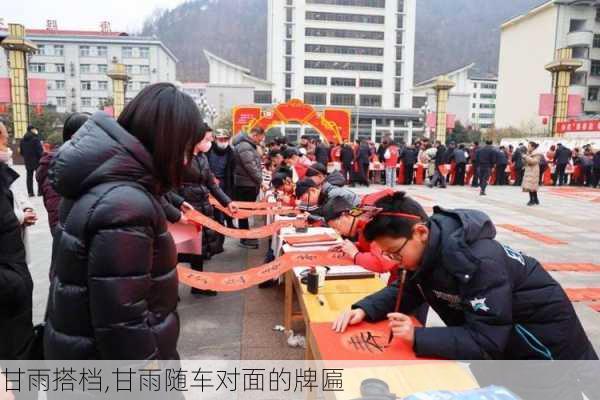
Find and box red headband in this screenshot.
[378,212,422,221]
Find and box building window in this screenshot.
[306,0,385,7]
[394,93,401,108]
[588,86,600,101]
[480,93,496,99]
[254,91,272,104]
[331,93,355,106]
[79,46,90,57]
[122,47,133,58]
[396,46,403,60]
[96,46,108,57]
[285,89,292,101]
[98,64,108,74]
[480,83,497,89]
[285,40,293,55]
[304,76,327,85]
[98,97,108,107]
[81,81,92,91]
[55,63,65,73]
[56,97,66,107]
[140,81,150,89]
[81,97,92,107]
[480,103,495,109]
[139,47,150,58]
[305,28,384,41]
[80,64,91,74]
[140,65,150,74]
[126,65,134,75]
[56,80,65,90]
[360,79,382,87]
[285,73,292,88]
[395,62,402,76]
[472,113,477,119]
[398,0,404,12]
[54,45,64,56]
[473,83,478,88]
[305,60,383,72]
[98,81,108,90]
[569,19,586,33]
[572,46,589,59]
[473,93,477,98]
[286,24,293,39]
[396,30,403,45]
[479,113,495,119]
[285,57,292,72]
[360,95,382,107]
[592,61,600,76]
[397,14,404,29]
[305,11,384,24]
[394,78,402,92]
[286,7,293,22]
[304,92,327,105]
[37,45,47,55]
[331,77,356,87]
[305,44,383,56]
[29,63,45,73]
[594,34,600,48]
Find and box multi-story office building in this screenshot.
[0,22,177,114]
[496,0,600,129]
[413,63,498,130]
[267,0,420,143]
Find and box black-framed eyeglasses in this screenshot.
[382,238,410,263]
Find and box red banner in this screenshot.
[232,106,262,135]
[178,251,353,292]
[557,119,600,134]
[568,95,583,118]
[538,93,555,116]
[186,209,306,239]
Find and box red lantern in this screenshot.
[34,104,43,115]
[542,117,548,125]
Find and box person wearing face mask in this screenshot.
[208,129,236,228]
[178,124,238,296]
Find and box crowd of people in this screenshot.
[0,82,599,364]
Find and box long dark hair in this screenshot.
[364,192,429,241]
[118,83,204,191]
[63,112,90,142]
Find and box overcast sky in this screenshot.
[1,0,187,33]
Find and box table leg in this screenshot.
[284,270,293,330]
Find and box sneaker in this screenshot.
[239,239,259,250]
[191,288,218,297]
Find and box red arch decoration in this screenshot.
[232,99,351,144]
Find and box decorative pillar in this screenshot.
[432,76,455,144]
[545,48,582,136]
[107,63,129,118]
[1,23,37,139]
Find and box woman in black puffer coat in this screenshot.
[177,125,237,296]
[45,83,202,360]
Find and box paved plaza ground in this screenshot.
[15,165,600,360]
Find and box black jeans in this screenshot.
[479,166,491,193]
[556,163,567,186]
[495,164,507,185]
[455,163,466,186]
[404,164,414,185]
[594,167,600,188]
[341,164,352,184]
[26,168,37,196]
[359,162,370,185]
[234,186,259,230]
[471,163,479,187]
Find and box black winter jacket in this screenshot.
[341,145,355,166]
[401,147,419,165]
[0,163,34,359]
[496,149,508,165]
[315,143,331,166]
[354,208,598,360]
[476,145,497,167]
[207,144,235,196]
[555,146,572,165]
[434,145,448,166]
[45,112,180,360]
[232,133,262,188]
[19,131,44,170]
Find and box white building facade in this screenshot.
[267,0,420,143]
[496,0,600,130]
[0,26,177,114]
[413,64,497,130]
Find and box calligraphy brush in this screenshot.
[387,269,408,345]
